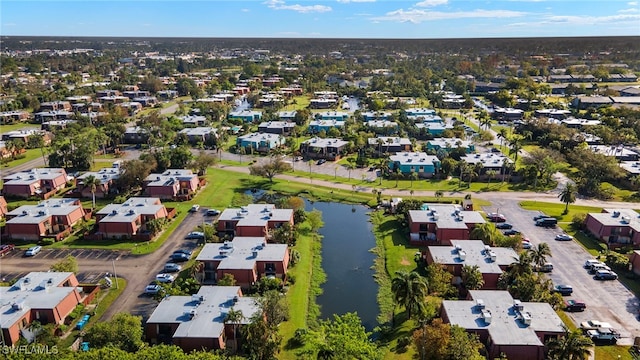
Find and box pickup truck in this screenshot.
[587,328,620,344]
[580,320,613,331]
[0,244,15,256]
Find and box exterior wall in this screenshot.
[218,268,258,288]
[482,273,501,290]
[99,221,136,238]
[236,226,267,237]
[632,252,640,276]
[173,336,224,352]
[145,186,178,199]
[5,223,44,241]
[49,289,83,324]
[2,183,35,198]
[437,228,471,245]
[489,344,544,360]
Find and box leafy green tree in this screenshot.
[217,273,236,286]
[546,327,593,360]
[559,182,577,214]
[305,313,381,360]
[84,313,144,352]
[50,255,79,274]
[82,174,102,210]
[224,308,244,351]
[391,271,429,320]
[425,263,456,298]
[412,318,483,360]
[241,312,282,360]
[530,242,552,271]
[249,157,292,183]
[190,151,217,175]
[305,209,324,232]
[470,222,500,246]
[461,265,484,290]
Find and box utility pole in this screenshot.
[112,259,119,289]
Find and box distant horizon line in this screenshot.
[2,35,639,41]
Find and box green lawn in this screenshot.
[0,123,39,132]
[1,148,46,168]
[519,201,602,222]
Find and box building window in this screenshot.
[265,263,276,274]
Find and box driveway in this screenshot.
[0,209,208,322]
[483,200,640,345]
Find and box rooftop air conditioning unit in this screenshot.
[489,251,497,262]
[458,250,466,261]
[621,216,631,224]
[513,300,523,311]
[520,311,532,325]
[476,298,485,309]
[482,309,492,324]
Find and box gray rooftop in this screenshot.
[365,120,398,128]
[389,152,439,167]
[309,119,345,127]
[179,115,207,124]
[0,272,77,329]
[179,127,217,137]
[77,167,121,185]
[237,132,283,144]
[146,286,260,339]
[428,240,517,274]
[590,209,640,231]
[196,237,288,270]
[427,138,472,149]
[590,145,638,158]
[620,161,640,175]
[217,204,293,228]
[302,137,349,148]
[409,204,486,229]
[462,152,513,168]
[145,169,197,187]
[258,121,296,130]
[3,168,67,184]
[96,197,164,222]
[442,290,564,346]
[7,198,82,224]
[368,137,411,146]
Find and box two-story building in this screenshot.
[76,167,121,199]
[179,127,218,145]
[2,168,69,199]
[424,240,518,289]
[441,290,565,360]
[196,237,290,287]
[95,197,169,240]
[144,169,200,200]
[257,121,296,135]
[228,110,262,123]
[408,204,486,246]
[461,152,514,177]
[585,208,640,248]
[1,272,96,346]
[236,133,284,153]
[388,152,440,178]
[426,138,475,153]
[308,120,345,134]
[299,137,349,161]
[314,111,349,121]
[145,286,260,353]
[217,204,294,238]
[367,137,412,155]
[4,198,87,242]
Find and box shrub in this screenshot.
[286,272,296,285]
[290,328,308,347]
[605,251,630,271]
[40,238,55,246]
[571,213,587,230]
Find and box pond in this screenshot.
[306,201,379,331]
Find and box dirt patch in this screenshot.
[400,257,410,266]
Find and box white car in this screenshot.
[155,273,175,283]
[24,246,42,257]
[584,259,601,269]
[189,204,200,213]
[521,240,532,249]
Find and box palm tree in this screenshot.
[509,252,533,277]
[458,162,471,188]
[224,308,245,351]
[461,265,485,290]
[410,171,419,187]
[375,158,387,185]
[82,175,102,210]
[485,170,497,187]
[530,242,552,271]
[498,128,508,148]
[394,167,402,187]
[546,327,593,360]
[470,222,499,246]
[435,190,444,201]
[345,159,356,180]
[508,136,523,162]
[559,183,577,214]
[391,271,428,320]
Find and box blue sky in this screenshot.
[2,0,639,38]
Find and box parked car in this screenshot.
[565,299,586,312]
[185,231,205,240]
[588,328,619,344]
[170,252,190,262]
[580,320,612,331]
[163,263,182,273]
[539,262,554,273]
[495,223,513,229]
[533,214,551,221]
[536,218,557,227]
[486,213,506,222]
[504,229,521,236]
[553,284,573,296]
[155,274,175,283]
[555,234,573,241]
[205,209,220,216]
[594,269,618,280]
[0,244,15,256]
[173,249,193,256]
[316,159,327,165]
[584,259,601,269]
[144,283,161,295]
[24,246,42,257]
[189,204,200,213]
[589,263,611,274]
[521,240,532,250]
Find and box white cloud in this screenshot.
[3,23,16,27]
[507,12,640,27]
[264,0,332,13]
[619,8,639,13]
[415,0,448,7]
[372,8,526,23]
[241,8,250,12]
[628,1,638,5]
[337,0,376,3]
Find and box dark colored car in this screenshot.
[495,223,513,229]
[173,249,193,256]
[170,252,190,262]
[317,159,327,165]
[594,270,618,280]
[504,229,521,236]
[185,231,205,240]
[205,209,220,216]
[565,300,586,312]
[553,284,573,296]
[533,214,551,221]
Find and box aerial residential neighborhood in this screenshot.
[0,17,639,360]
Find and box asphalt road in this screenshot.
[483,200,640,345]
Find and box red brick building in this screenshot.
[196,237,290,288]
[145,286,260,353]
[144,169,200,200]
[76,167,121,199]
[1,272,85,346]
[95,197,168,239]
[441,290,565,360]
[217,204,294,237]
[424,240,518,290]
[585,208,640,248]
[2,168,69,199]
[4,198,87,242]
[408,204,486,246]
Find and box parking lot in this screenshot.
[1,248,126,261]
[0,270,110,285]
[484,200,640,345]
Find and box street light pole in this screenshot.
[112,259,119,289]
